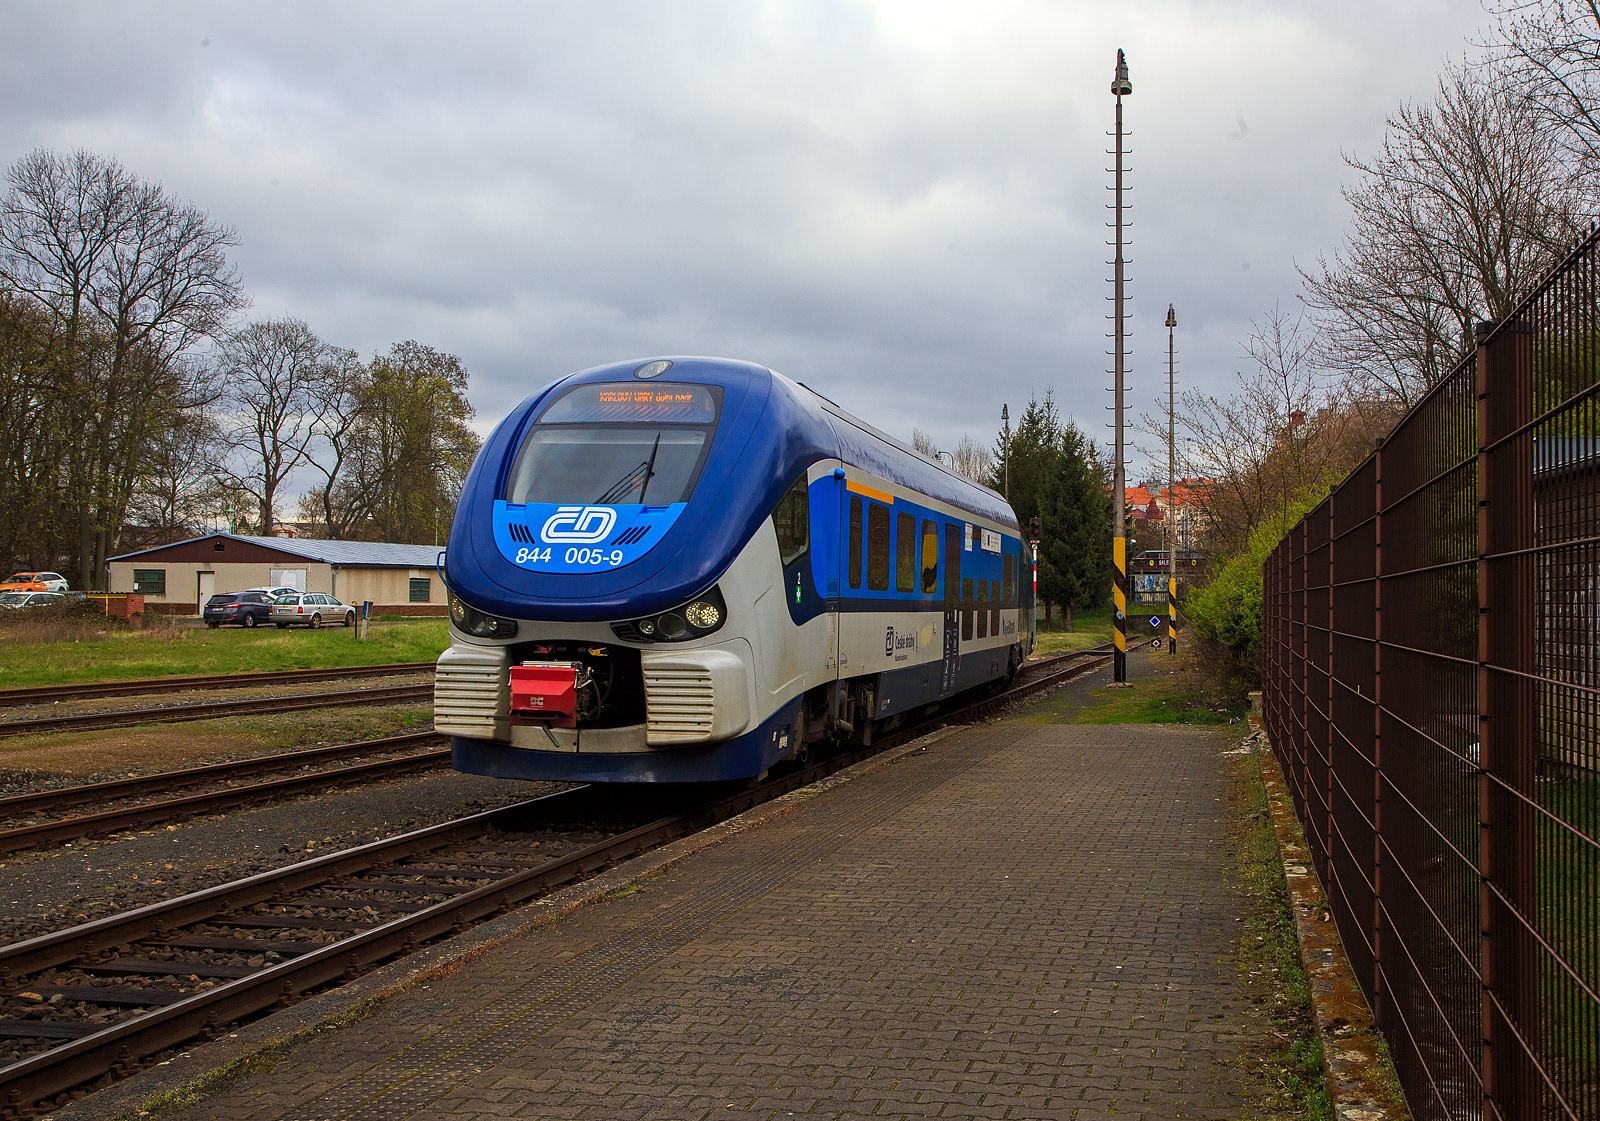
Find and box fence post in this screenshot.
[1477,317,1539,1120]
[1325,501,1335,893]
[1372,438,1385,1027]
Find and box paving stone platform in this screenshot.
[146,722,1275,1121]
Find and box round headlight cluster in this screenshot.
[684,600,721,630]
[449,592,518,639]
[612,586,726,643]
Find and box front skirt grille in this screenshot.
[642,665,716,744]
[434,645,508,737]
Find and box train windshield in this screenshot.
[504,382,721,506]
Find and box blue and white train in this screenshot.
[434,356,1034,783]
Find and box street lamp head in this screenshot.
[1111,49,1132,96]
[1165,304,1176,329]
[1001,403,1009,424]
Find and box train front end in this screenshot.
[434,357,818,784]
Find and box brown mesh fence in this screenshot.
[1263,230,1600,1120]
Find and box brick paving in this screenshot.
[157,722,1274,1120]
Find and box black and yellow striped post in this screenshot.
[1167,574,1178,653]
[1112,536,1127,680]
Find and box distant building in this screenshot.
[106,534,449,616]
[1157,479,1214,549]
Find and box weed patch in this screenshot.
[1233,744,1333,1119]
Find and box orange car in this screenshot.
[0,571,68,594]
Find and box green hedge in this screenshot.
[1185,488,1330,691]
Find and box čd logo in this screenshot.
[540,506,616,544]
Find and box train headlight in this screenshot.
[612,586,726,643]
[684,599,721,630]
[449,591,518,639]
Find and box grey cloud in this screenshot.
[3,0,1488,475]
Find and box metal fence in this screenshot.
[1263,229,1600,1121]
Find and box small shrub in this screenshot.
[1185,488,1329,696]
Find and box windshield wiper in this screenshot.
[595,462,649,505]
[637,433,662,503]
[594,434,663,506]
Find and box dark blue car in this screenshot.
[203,591,274,628]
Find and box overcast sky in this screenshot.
[3,0,1491,481]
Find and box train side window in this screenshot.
[848,495,863,589]
[772,475,809,567]
[961,577,974,640]
[944,524,961,606]
[895,512,916,592]
[921,520,939,594]
[990,579,1001,634]
[866,503,891,591]
[975,581,987,639]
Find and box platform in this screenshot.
[92,719,1276,1120]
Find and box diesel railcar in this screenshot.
[434,356,1034,783]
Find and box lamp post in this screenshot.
[1001,403,1011,499]
[1165,303,1177,655]
[1110,48,1132,684]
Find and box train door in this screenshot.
[942,522,961,693]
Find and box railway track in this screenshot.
[0,645,1117,1116]
[0,664,436,710]
[0,732,448,855]
[0,645,1115,855]
[0,646,1114,855]
[0,683,434,741]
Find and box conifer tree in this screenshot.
[1038,420,1111,631]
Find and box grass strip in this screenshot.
[0,621,449,689]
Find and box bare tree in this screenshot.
[306,342,480,544]
[128,405,225,544]
[908,428,993,485]
[1488,0,1600,172]
[295,346,371,538]
[1145,306,1380,556]
[1300,66,1585,407]
[212,318,334,535]
[0,148,244,584]
[951,435,994,486]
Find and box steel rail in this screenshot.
[0,745,449,855]
[0,643,1119,1114]
[0,684,434,740]
[0,644,1105,852]
[0,664,436,710]
[0,731,443,820]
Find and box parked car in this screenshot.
[269,592,357,628]
[202,591,276,628]
[0,571,68,593]
[246,585,302,599]
[0,590,66,609]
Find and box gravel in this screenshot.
[0,768,570,944]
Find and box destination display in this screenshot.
[538,383,719,425]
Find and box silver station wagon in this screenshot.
[269,592,357,628]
